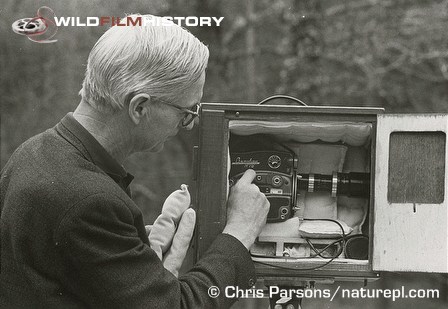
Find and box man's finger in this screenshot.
[163,208,196,277]
[237,169,257,185]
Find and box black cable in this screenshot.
[305,238,343,259]
[257,95,308,106]
[303,218,347,257]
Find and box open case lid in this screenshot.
[374,114,448,273]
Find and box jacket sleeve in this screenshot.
[54,193,256,309]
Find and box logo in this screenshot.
[12,6,58,43]
[232,157,260,169]
[12,7,224,43]
[52,16,224,27]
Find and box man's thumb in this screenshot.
[163,208,196,277]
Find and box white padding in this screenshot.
[337,146,369,233]
[229,121,372,146]
[287,143,347,220]
[299,220,353,238]
[259,217,300,238]
[229,120,371,245]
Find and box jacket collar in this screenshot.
[56,113,134,191]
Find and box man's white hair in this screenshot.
[79,14,209,113]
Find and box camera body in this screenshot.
[229,150,296,223]
[193,103,448,283]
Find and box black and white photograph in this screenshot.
[1,1,447,308]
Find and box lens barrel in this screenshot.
[297,172,370,198]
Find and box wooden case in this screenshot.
[193,103,448,282]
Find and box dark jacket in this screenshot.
[0,113,255,308]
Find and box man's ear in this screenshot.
[128,93,151,125]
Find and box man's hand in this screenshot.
[146,209,195,277]
[223,169,270,249]
[162,208,196,277]
[147,184,195,277]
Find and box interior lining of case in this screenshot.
[228,120,372,264]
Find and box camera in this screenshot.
[228,141,370,223]
[229,150,296,222]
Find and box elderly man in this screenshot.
[0,15,269,308]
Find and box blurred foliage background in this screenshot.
[1,0,447,308]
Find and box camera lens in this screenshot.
[337,172,370,197]
[297,172,370,198]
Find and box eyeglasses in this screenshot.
[125,93,201,127]
[156,98,201,127]
[168,102,201,127]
